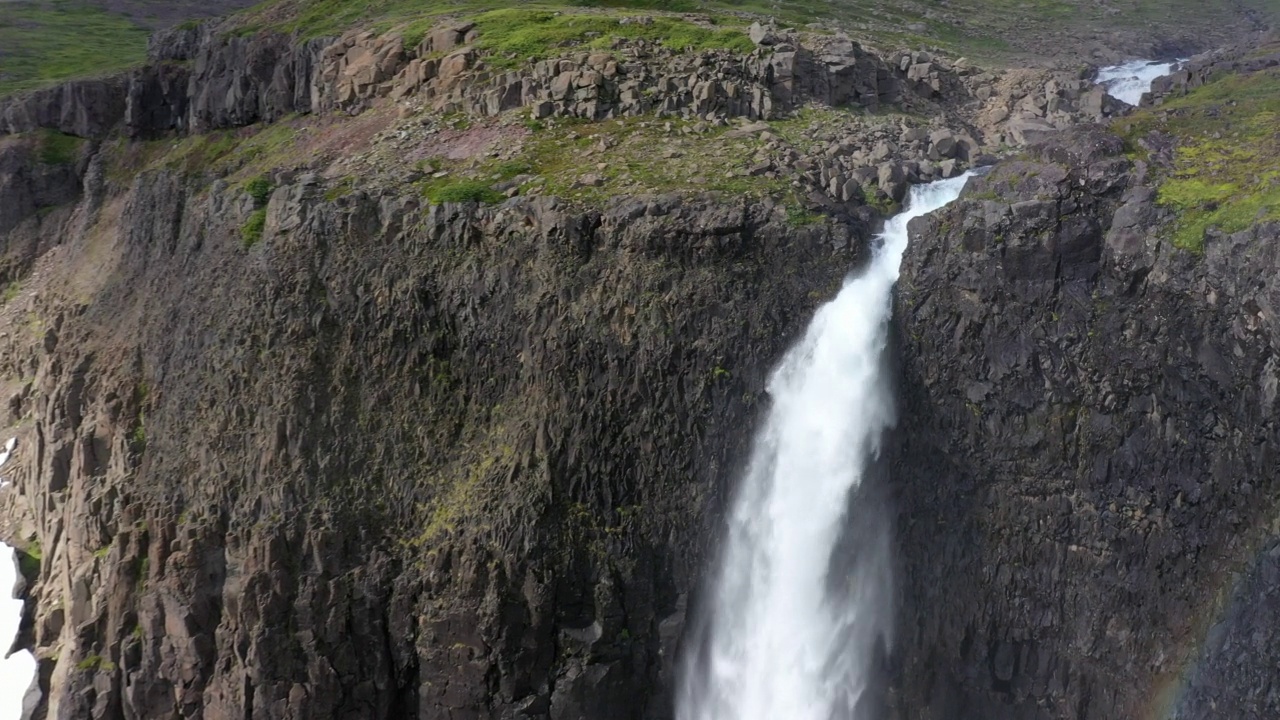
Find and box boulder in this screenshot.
[871,140,897,162]
[749,22,781,46]
[929,129,958,158]
[877,161,907,202]
[1006,116,1056,145]
[424,22,476,54]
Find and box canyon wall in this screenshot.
[2,14,1277,720]
[0,142,864,718]
[892,127,1280,719]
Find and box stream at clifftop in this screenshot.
[1097,58,1183,105]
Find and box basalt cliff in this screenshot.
[1,6,1279,720]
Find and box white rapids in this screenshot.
[677,174,973,720]
[1096,59,1182,105]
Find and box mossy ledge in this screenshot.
[1117,53,1280,251]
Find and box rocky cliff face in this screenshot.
[0,124,868,718]
[891,127,1280,719]
[3,23,1010,715]
[5,9,1279,720]
[0,15,1106,149]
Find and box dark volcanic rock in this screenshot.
[0,136,83,237]
[1145,42,1280,106]
[125,62,193,138]
[0,78,127,138]
[891,128,1280,719]
[1171,538,1280,719]
[0,164,864,719]
[0,28,325,139]
[186,32,328,132]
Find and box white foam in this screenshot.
[678,174,974,720]
[0,544,36,720]
[1097,59,1182,106]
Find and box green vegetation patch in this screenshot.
[239,0,716,41]
[241,208,268,248]
[0,0,150,98]
[152,131,241,175]
[470,8,753,67]
[36,129,85,165]
[324,175,356,201]
[424,178,505,205]
[16,541,40,580]
[406,111,846,210]
[106,118,303,183]
[1116,68,1280,251]
[238,1,752,62]
[76,655,118,672]
[233,0,1278,65]
[245,174,274,205]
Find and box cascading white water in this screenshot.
[678,174,973,720]
[1096,59,1181,105]
[0,437,36,720]
[0,543,36,720]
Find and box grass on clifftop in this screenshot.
[419,114,794,205]
[1116,67,1280,251]
[4,0,1280,99]
[470,9,753,67]
[237,1,752,59]
[237,0,1011,59]
[0,0,150,97]
[237,0,1280,65]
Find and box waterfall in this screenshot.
[1096,59,1182,105]
[677,174,973,720]
[0,543,35,720]
[0,435,35,719]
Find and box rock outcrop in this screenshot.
[0,17,1105,152]
[1145,40,1280,105]
[0,79,128,138]
[891,127,1280,719]
[0,138,84,237]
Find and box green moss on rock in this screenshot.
[1117,68,1280,251]
[425,179,505,205]
[241,208,268,248]
[36,130,85,165]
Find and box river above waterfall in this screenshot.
[1097,59,1182,105]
